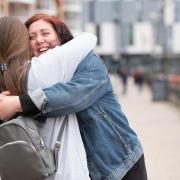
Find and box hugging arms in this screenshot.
[0,14,97,180]
[0,14,147,180]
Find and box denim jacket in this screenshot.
[29,51,143,180]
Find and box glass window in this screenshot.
[128,24,134,45]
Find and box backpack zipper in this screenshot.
[28,127,45,148]
[0,123,45,149]
[0,141,36,151]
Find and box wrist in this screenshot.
[15,96,22,113]
[19,95,40,116]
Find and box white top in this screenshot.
[27,33,97,180]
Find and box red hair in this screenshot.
[25,13,73,45]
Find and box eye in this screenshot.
[29,35,36,40]
[42,32,50,36]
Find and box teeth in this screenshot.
[39,47,48,52]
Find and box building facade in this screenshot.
[0,0,180,73]
[0,0,82,33]
[82,0,180,74]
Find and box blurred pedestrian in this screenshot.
[133,67,145,92]
[117,67,129,94]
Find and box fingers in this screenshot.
[0,116,12,122]
[0,91,11,96]
[2,91,12,95]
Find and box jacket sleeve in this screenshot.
[28,52,110,117]
[19,95,47,122]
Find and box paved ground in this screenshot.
[1,75,180,180]
[110,74,180,180]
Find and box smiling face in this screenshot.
[28,20,60,57]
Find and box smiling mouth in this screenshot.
[38,47,49,54]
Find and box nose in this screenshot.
[36,35,45,44]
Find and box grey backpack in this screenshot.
[0,115,66,180]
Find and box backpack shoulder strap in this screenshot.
[24,61,31,93]
[54,115,67,169]
[56,116,67,144]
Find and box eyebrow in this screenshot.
[29,28,53,35]
[41,28,53,32]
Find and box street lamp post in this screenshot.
[161,0,175,75]
[1,0,9,16]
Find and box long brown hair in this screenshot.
[25,13,73,45]
[0,16,31,95]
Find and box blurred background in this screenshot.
[1,0,180,100]
[0,0,180,179]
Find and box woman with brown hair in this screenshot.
[0,16,30,95]
[0,15,97,179]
